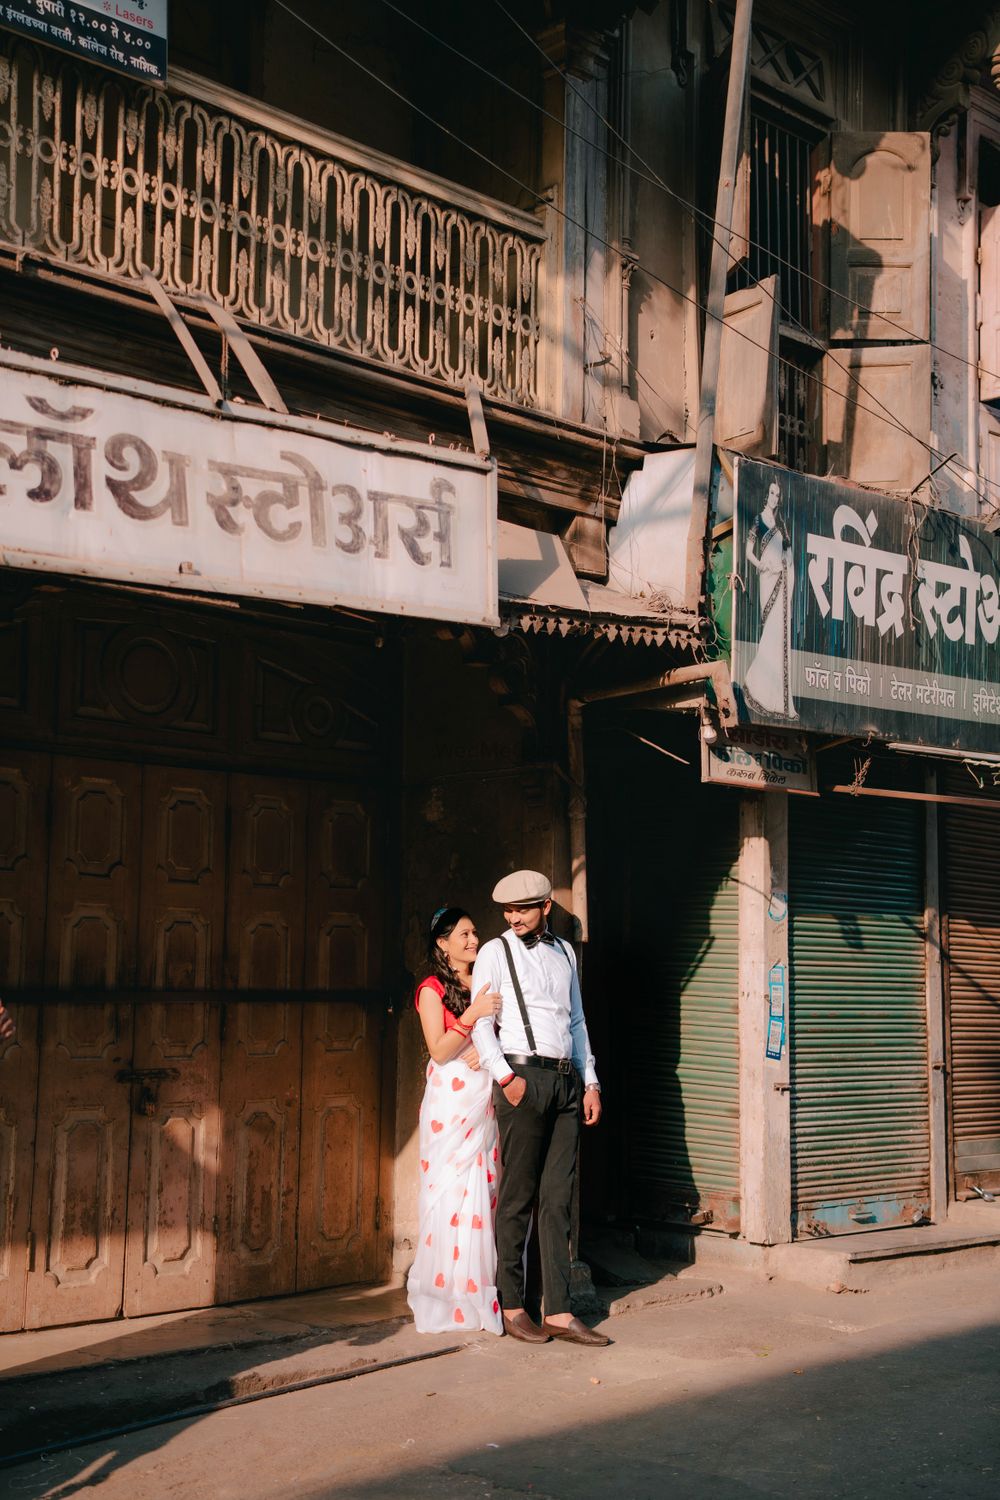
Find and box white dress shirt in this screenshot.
[471,930,599,1089]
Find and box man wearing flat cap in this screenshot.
[470,870,607,1347]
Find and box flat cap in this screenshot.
[492,869,552,905]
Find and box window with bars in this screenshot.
[734,103,820,330]
[730,102,823,470]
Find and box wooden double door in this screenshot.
[0,752,386,1331]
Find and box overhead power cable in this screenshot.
[273,0,997,512]
[376,0,997,499]
[487,0,991,382]
[488,0,998,512]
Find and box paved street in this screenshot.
[3,1264,998,1500]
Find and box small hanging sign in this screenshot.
[766,961,786,1061]
[702,726,816,794]
[1,1,169,86]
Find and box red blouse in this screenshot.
[415,975,468,1032]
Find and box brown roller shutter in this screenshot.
[941,771,1000,1194]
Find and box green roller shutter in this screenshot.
[627,787,741,1230]
[789,794,929,1235]
[941,773,1000,1193]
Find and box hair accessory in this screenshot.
[430,905,450,934]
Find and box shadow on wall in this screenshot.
[584,710,740,1232]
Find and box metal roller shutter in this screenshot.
[627,787,741,1230]
[941,773,1000,1193]
[790,794,929,1235]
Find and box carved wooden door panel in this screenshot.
[0,752,48,1331]
[124,766,226,1316]
[26,758,140,1329]
[216,775,307,1303]
[297,782,384,1289]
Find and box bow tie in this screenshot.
[519,930,555,950]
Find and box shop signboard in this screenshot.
[1,0,168,85]
[701,726,816,794]
[0,352,498,627]
[732,457,1000,755]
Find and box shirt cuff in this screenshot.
[489,1055,513,1086]
[583,1069,599,1090]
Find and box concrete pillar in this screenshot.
[738,790,792,1245]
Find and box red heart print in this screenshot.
[487,1171,493,1184]
[471,1215,483,1230]
[431,1120,443,1133]
[492,1148,498,1163]
[452,1078,465,1091]
[425,1233,432,1246]
[421,1160,429,1172]
[434,1272,445,1288]
[467,1278,478,1293]
[477,1153,483,1167]
[453,1245,460,1260]
[454,1308,465,1324]
[450,1212,459,1227]
[493,1300,499,1314]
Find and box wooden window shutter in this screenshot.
[821,344,931,493]
[716,275,779,456]
[810,137,832,338]
[827,132,931,342]
[979,203,1000,403]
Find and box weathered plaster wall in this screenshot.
[628,3,702,445]
[931,127,982,518]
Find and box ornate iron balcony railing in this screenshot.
[0,42,544,406]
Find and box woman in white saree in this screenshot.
[744,479,798,720]
[406,907,504,1336]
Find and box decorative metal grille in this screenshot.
[776,343,818,474]
[0,42,543,406]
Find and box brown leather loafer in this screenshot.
[541,1315,611,1347]
[502,1310,550,1343]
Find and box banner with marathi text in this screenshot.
[0,351,498,627]
[731,457,1000,754]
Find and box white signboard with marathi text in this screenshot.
[0,354,498,627]
[702,726,817,794]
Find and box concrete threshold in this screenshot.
[635,1207,1000,1291]
[767,1221,1000,1290]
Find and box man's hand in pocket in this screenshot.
[502,1076,527,1107]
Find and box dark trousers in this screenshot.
[493,1064,581,1317]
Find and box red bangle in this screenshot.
[499,1072,515,1087]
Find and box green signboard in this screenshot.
[731,457,1000,754]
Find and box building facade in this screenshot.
[0,0,998,1335]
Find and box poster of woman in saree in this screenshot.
[743,479,798,720]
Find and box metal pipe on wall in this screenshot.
[683,0,755,610]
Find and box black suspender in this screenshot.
[500,934,537,1054]
[499,932,573,1057]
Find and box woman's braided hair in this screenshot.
[426,906,473,1019]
